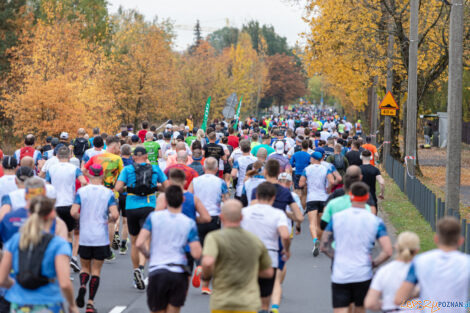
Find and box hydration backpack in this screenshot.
[17,233,54,290]
[73,138,89,157]
[19,147,35,161]
[127,163,156,196]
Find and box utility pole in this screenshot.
[371,76,378,145]
[383,17,394,167]
[445,0,464,215]
[405,0,419,176]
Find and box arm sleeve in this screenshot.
[376,220,388,239]
[55,239,72,257]
[221,181,228,195]
[45,171,51,183]
[117,167,128,183]
[233,160,239,170]
[142,214,153,231]
[73,193,81,205]
[322,204,332,224]
[1,195,11,206]
[75,168,83,178]
[108,193,117,207]
[405,262,418,284]
[187,221,200,243]
[285,189,295,205]
[202,232,218,258]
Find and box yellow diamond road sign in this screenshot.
[379,91,399,109]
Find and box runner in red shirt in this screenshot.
[227,127,239,149]
[164,151,198,190]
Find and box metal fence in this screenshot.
[384,154,468,253]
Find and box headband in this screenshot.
[349,192,369,203]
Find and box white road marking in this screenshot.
[108,306,127,313]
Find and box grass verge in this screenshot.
[381,173,436,252]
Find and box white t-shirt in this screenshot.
[320,130,331,141]
[326,207,388,284]
[75,184,116,246]
[41,156,59,174]
[46,162,82,207]
[241,203,289,268]
[144,210,199,274]
[302,164,328,202]
[243,177,266,205]
[370,260,412,311]
[233,155,257,197]
[2,185,56,210]
[83,148,104,163]
[0,175,17,200]
[405,249,470,313]
[192,174,228,216]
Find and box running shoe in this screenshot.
[85,304,97,313]
[119,241,128,255]
[270,309,279,313]
[76,287,86,308]
[112,233,120,250]
[201,286,212,295]
[312,238,320,257]
[192,265,202,288]
[105,251,116,262]
[133,268,145,290]
[70,256,80,273]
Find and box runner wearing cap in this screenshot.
[115,146,168,290]
[71,164,119,313]
[299,151,334,257]
[0,167,35,218]
[267,142,292,173]
[0,157,18,201]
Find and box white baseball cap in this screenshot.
[278,172,292,181]
[60,132,69,140]
[274,141,285,154]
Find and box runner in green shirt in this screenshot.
[185,130,197,147]
[143,133,161,165]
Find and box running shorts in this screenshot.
[306,201,325,213]
[293,174,301,190]
[56,206,75,232]
[185,251,195,274]
[79,245,111,260]
[0,297,10,313]
[147,269,189,311]
[331,279,371,308]
[126,207,153,236]
[258,268,276,298]
[118,193,127,218]
[197,216,220,246]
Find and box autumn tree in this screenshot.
[104,9,182,126]
[265,54,306,111]
[2,2,115,138]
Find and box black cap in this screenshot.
[176,134,184,141]
[133,146,147,156]
[15,166,34,181]
[164,132,172,139]
[46,136,52,143]
[51,137,60,147]
[2,156,17,170]
[131,135,140,143]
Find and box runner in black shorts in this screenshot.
[115,146,169,290]
[113,192,129,255]
[306,201,325,214]
[56,205,75,232]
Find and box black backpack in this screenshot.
[17,233,54,290]
[73,137,89,157]
[127,163,156,196]
[333,154,345,171]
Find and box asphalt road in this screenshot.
[72,218,335,313]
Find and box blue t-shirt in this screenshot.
[0,208,28,244]
[117,163,167,210]
[5,233,71,305]
[182,192,196,222]
[252,183,294,211]
[122,157,133,167]
[290,151,312,175]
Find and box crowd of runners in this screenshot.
[0,106,467,313]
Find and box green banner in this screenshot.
[200,96,211,131]
[234,95,243,130]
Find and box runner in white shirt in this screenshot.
[188,157,229,295]
[299,151,334,257]
[321,182,392,313]
[395,217,470,313]
[365,231,420,312]
[231,140,257,199]
[0,156,18,201]
[0,166,34,219]
[241,182,290,313]
[71,163,118,313]
[46,146,87,273]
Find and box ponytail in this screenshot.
[19,196,55,250]
[399,247,413,262]
[397,231,420,262]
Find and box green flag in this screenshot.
[234,95,243,130]
[200,96,211,131]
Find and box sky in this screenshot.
[107,0,309,51]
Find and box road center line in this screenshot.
[108,306,127,313]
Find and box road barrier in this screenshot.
[384,154,468,253]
